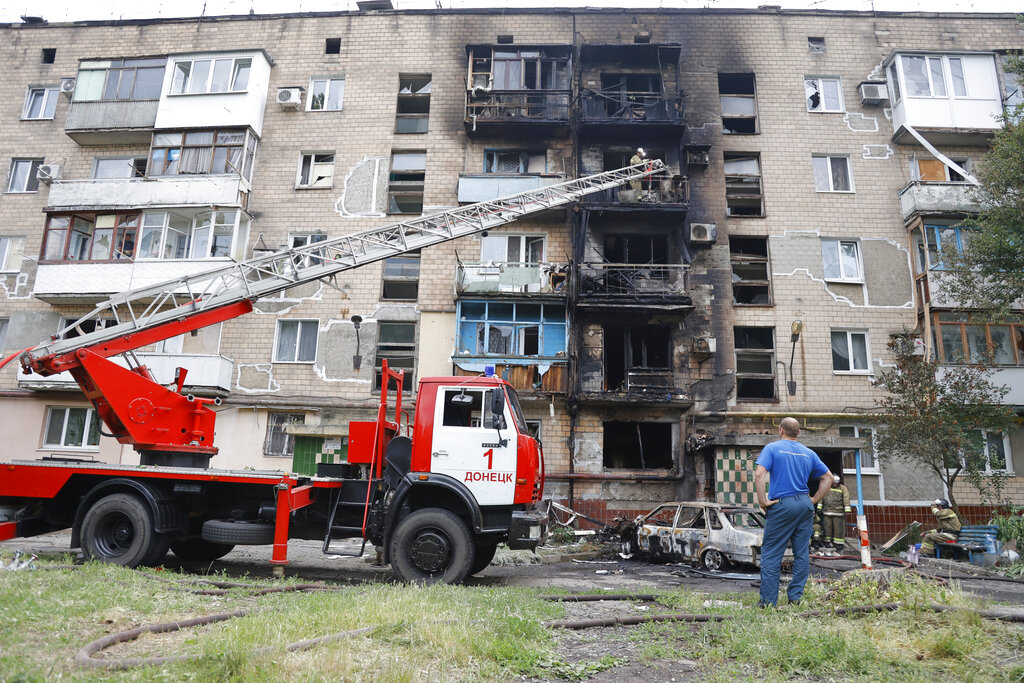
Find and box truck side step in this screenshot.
[322,487,369,557]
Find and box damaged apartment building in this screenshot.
[0,5,1022,536]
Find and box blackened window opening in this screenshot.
[603,421,672,469]
[605,324,670,390]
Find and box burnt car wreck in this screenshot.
[613,502,791,570]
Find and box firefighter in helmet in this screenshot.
[629,147,647,192]
[921,498,962,556]
[816,474,850,556]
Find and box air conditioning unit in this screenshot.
[276,87,303,110]
[688,222,717,245]
[858,81,889,106]
[692,337,717,358]
[36,163,61,183]
[59,77,76,97]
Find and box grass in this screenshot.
[2,561,1023,681]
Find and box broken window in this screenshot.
[375,322,416,391]
[325,38,341,54]
[264,412,304,457]
[56,317,114,341]
[381,250,420,300]
[6,158,42,193]
[920,224,975,271]
[805,76,843,112]
[734,326,776,400]
[602,421,672,469]
[913,156,967,182]
[831,330,870,374]
[603,234,667,265]
[288,232,327,268]
[170,57,250,95]
[43,406,100,449]
[307,76,345,111]
[481,233,545,264]
[839,425,877,473]
[469,48,570,90]
[596,73,664,119]
[41,48,56,64]
[22,86,59,120]
[41,213,140,262]
[388,151,426,214]
[821,239,862,281]
[718,73,757,134]
[484,150,545,173]
[297,153,335,188]
[274,319,318,363]
[730,236,772,305]
[812,155,853,192]
[149,129,257,181]
[645,504,680,527]
[808,37,826,53]
[396,73,431,134]
[604,324,670,391]
[456,300,566,358]
[999,54,1024,109]
[724,153,763,216]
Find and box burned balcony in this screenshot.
[456,260,568,295]
[454,363,567,395]
[464,44,572,137]
[579,174,688,211]
[579,87,684,130]
[575,263,692,310]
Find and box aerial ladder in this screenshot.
[11,161,668,469]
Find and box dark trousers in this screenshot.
[759,494,814,606]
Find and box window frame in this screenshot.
[820,239,863,283]
[375,321,417,392]
[480,233,546,264]
[264,411,305,457]
[0,237,15,272]
[381,250,421,301]
[6,158,43,193]
[963,429,1014,475]
[729,236,772,306]
[920,224,974,271]
[396,73,432,134]
[307,76,346,111]
[804,76,844,113]
[41,213,141,263]
[388,150,426,215]
[0,317,8,351]
[812,155,854,193]
[133,209,249,262]
[22,86,59,120]
[734,326,776,401]
[839,425,879,474]
[273,319,319,364]
[169,56,251,96]
[147,129,256,181]
[718,72,759,135]
[91,156,147,179]
[456,300,566,360]
[934,313,1024,366]
[912,156,969,183]
[723,152,763,217]
[42,405,101,451]
[831,329,871,375]
[897,53,971,100]
[296,152,336,189]
[483,149,546,174]
[74,58,167,102]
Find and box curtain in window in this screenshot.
[831,331,850,371]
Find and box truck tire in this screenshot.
[389,508,473,585]
[171,538,235,562]
[80,493,159,568]
[143,534,172,566]
[469,542,498,575]
[201,519,274,545]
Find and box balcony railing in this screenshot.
[33,260,236,302]
[580,90,683,125]
[576,263,689,300]
[457,261,568,295]
[899,181,983,221]
[47,174,248,211]
[454,361,567,394]
[64,99,159,144]
[19,353,234,394]
[465,90,570,129]
[581,175,688,207]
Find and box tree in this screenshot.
[943,50,1024,317]
[872,336,1014,514]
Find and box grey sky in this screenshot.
[0,0,1017,24]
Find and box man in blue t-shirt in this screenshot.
[754,417,832,608]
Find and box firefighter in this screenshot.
[921,498,962,556]
[629,147,647,192]
[816,474,850,556]
[811,504,825,553]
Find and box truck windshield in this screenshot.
[505,387,529,434]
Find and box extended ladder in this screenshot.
[25,160,666,366]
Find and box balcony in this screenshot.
[457,261,568,295]
[33,260,231,303]
[579,90,684,131]
[899,181,983,222]
[580,175,688,212]
[464,91,570,137]
[46,174,248,211]
[936,366,1024,405]
[575,263,692,311]
[456,174,565,204]
[65,99,159,145]
[18,353,234,395]
[454,361,567,395]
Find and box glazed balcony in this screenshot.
[456,261,569,295]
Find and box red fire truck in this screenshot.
[0,162,664,584]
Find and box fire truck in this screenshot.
[0,162,665,584]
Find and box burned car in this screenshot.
[617,502,790,570]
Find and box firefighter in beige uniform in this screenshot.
[816,475,850,556]
[921,499,962,556]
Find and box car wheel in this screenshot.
[389,508,473,585]
[701,548,727,571]
[80,493,158,568]
[619,536,637,559]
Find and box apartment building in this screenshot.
[0,6,1021,537]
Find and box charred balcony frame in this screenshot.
[464,44,572,138]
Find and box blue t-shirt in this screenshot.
[755,439,829,499]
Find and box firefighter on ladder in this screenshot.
[629,147,648,193]
[921,498,962,557]
[817,474,850,556]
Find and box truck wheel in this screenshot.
[390,508,473,585]
[469,542,498,575]
[171,539,236,562]
[80,493,158,568]
[143,534,172,566]
[202,519,274,545]
[701,548,727,571]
